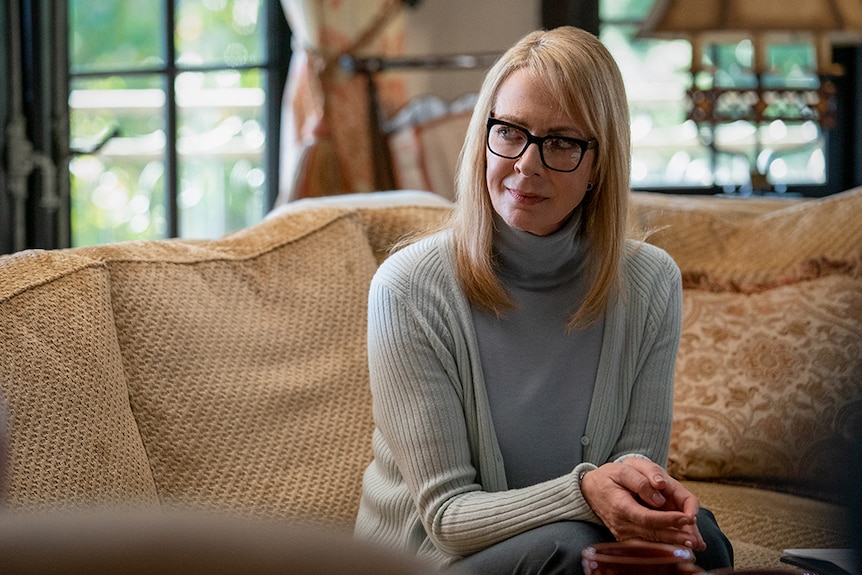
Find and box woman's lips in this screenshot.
[507,187,546,205]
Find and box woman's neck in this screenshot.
[493,208,587,289]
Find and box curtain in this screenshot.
[277,0,409,203]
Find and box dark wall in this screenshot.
[1,2,11,255]
[542,0,599,35]
[832,46,862,192]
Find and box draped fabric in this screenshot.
[277,0,409,203]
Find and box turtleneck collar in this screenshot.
[492,206,588,289]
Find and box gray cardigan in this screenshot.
[354,230,682,568]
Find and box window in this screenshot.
[67,0,288,246]
[599,0,829,194]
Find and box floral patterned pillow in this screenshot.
[669,273,862,499]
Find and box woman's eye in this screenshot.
[497,127,520,140]
[546,137,575,151]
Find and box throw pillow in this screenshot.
[669,273,862,499]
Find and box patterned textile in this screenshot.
[633,186,862,288]
[278,0,409,201]
[387,110,472,200]
[671,275,862,497]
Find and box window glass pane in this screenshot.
[68,0,275,247]
[176,0,265,67]
[69,0,164,73]
[769,43,818,87]
[69,77,168,246]
[711,42,758,89]
[600,0,654,21]
[177,69,266,239]
[712,121,824,188]
[602,23,711,187]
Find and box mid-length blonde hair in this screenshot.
[450,26,632,329]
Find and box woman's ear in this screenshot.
[588,169,599,190]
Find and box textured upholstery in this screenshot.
[0,189,858,571]
[100,209,381,526]
[0,252,158,509]
[685,481,851,569]
[632,187,862,287]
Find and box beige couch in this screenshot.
[0,188,859,571]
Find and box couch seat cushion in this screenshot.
[684,480,851,569]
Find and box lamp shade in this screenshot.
[638,0,862,74]
[639,0,862,41]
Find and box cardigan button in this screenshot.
[580,436,590,446]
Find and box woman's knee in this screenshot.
[453,521,613,575]
[695,508,734,571]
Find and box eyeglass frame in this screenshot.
[486,117,598,173]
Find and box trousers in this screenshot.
[451,508,733,575]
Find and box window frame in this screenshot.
[0,0,289,254]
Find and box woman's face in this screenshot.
[486,68,596,236]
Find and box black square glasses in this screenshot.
[486,118,598,172]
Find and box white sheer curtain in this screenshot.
[277,0,409,203]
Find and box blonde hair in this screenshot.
[451,26,632,329]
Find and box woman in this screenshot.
[354,26,733,574]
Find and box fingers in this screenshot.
[580,461,707,551]
[614,460,670,510]
[619,458,669,491]
[620,459,700,515]
[631,506,705,551]
[616,459,707,551]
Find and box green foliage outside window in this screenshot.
[68,0,267,247]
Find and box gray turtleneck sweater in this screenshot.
[355,217,682,568]
[472,211,602,489]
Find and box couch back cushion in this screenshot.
[93,208,381,527]
[269,190,454,265]
[632,187,862,287]
[0,251,158,508]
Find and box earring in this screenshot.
[586,182,594,192]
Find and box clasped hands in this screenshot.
[580,458,706,551]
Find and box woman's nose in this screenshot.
[515,141,544,174]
